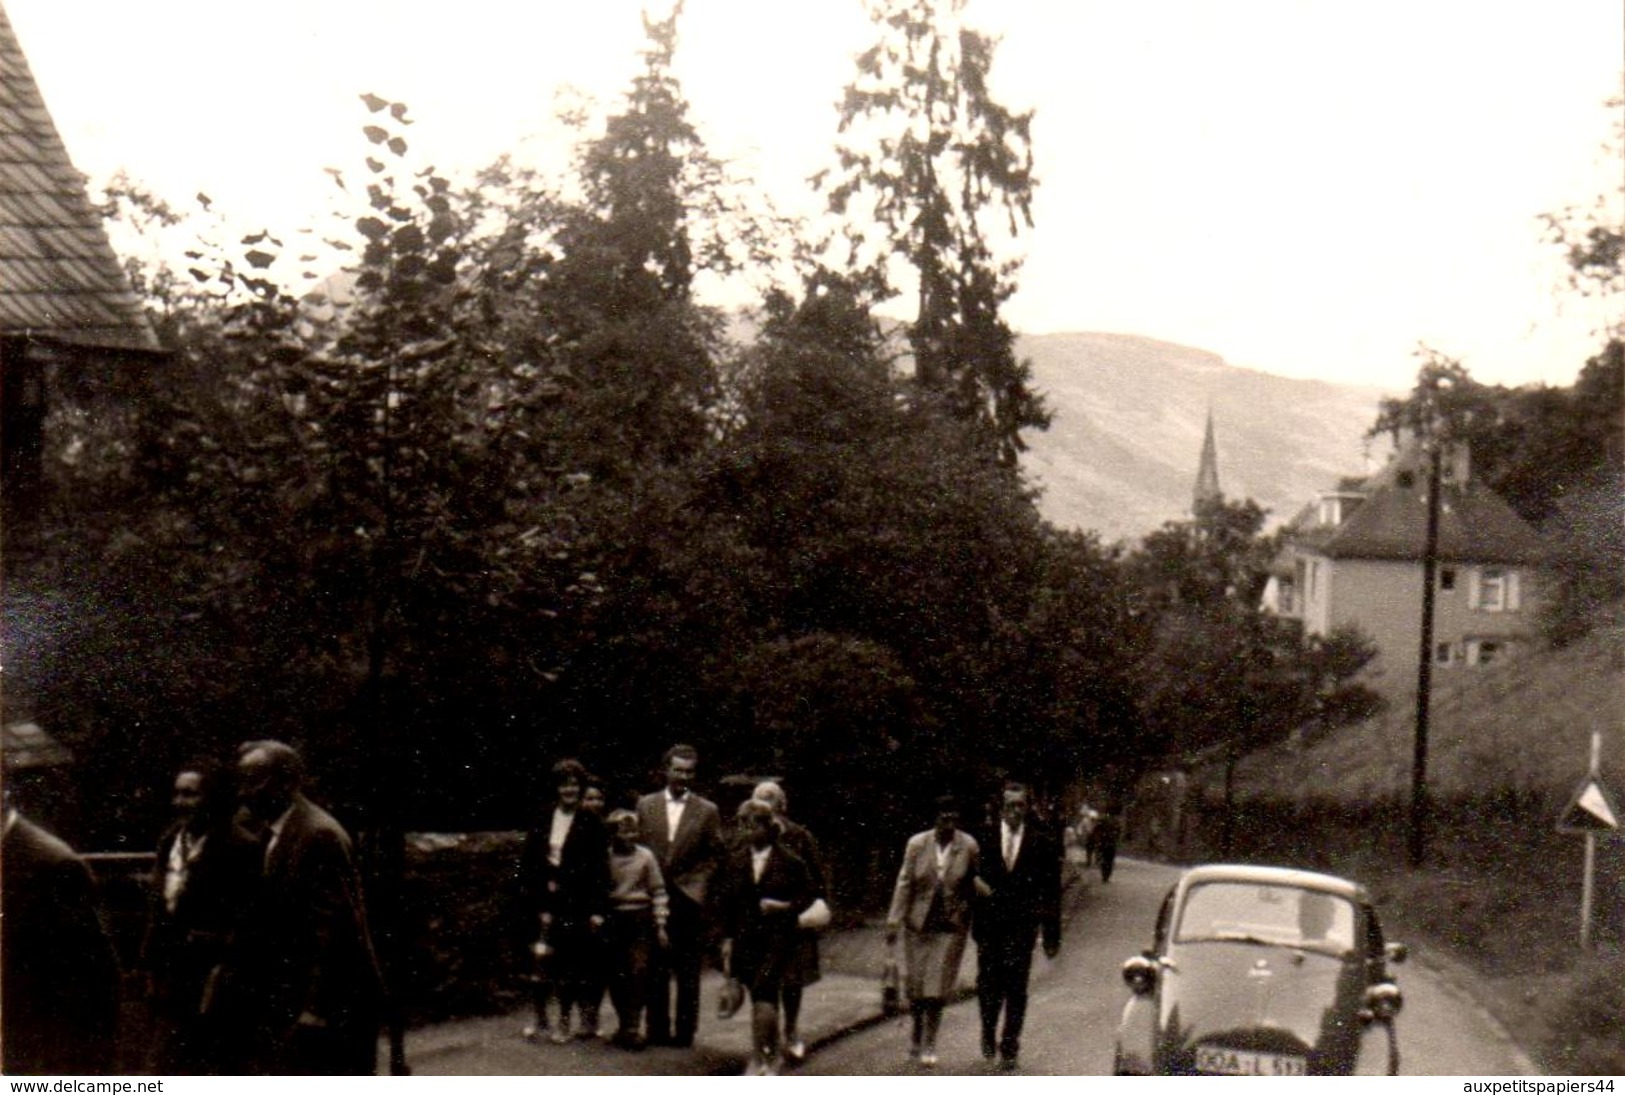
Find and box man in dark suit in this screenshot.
[227,740,384,1074]
[1,796,121,1075]
[973,781,1062,1071]
[635,743,725,1048]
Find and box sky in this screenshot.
[7,0,1621,393]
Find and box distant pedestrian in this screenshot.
[602,808,669,1049]
[973,781,1061,1071]
[636,744,725,1048]
[517,759,610,1043]
[1095,809,1121,883]
[140,760,260,1074]
[1076,805,1099,866]
[717,799,813,1075]
[886,795,981,1068]
[751,780,828,1065]
[1,792,121,1076]
[225,740,384,1074]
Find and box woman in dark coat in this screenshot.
[140,761,261,1073]
[717,799,813,1076]
[751,781,825,1064]
[516,759,611,1042]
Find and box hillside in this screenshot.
[1017,332,1392,543]
[1231,620,1625,802]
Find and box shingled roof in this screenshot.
[0,0,157,351]
[1312,480,1547,565]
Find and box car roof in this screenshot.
[1176,863,1371,903]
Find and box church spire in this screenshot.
[1194,409,1222,509]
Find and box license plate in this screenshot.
[1195,1046,1307,1076]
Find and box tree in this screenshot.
[1125,496,1380,773]
[1541,94,1623,341]
[820,0,1049,466]
[6,94,612,841]
[701,278,1157,900]
[706,273,1049,744]
[1129,496,1275,612]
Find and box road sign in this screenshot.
[1562,732,1617,951]
[1558,776,1620,833]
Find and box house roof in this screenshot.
[1313,481,1546,565]
[0,1,158,351]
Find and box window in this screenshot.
[1434,642,1456,666]
[1439,568,1456,591]
[1472,567,1520,612]
[1175,882,1356,954]
[1466,639,1510,666]
[1278,577,1296,614]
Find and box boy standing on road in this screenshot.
[604,808,669,1049]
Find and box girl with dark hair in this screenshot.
[516,759,610,1043]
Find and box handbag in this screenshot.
[798,897,832,931]
[880,950,901,1016]
[717,976,746,1019]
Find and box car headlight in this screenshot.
[1121,954,1158,996]
[1360,981,1402,1022]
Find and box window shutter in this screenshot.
[1468,567,1482,610]
[1508,570,1521,612]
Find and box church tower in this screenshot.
[1193,409,1222,509]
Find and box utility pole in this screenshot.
[1409,443,1442,867]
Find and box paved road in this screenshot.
[798,856,1536,1076]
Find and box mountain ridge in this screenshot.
[1016,331,1395,543]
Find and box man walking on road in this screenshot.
[973,781,1061,1072]
[636,744,725,1048]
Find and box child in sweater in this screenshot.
[604,808,669,1049]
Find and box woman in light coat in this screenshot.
[885,795,982,1067]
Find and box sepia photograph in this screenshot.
[1,0,1620,1079]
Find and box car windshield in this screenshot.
[1174,881,1357,953]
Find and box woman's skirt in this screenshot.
[782,928,822,988]
[902,928,967,1002]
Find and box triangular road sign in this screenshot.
[1558,776,1620,833]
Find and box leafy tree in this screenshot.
[1129,495,1275,611]
[8,96,605,839]
[539,5,725,475]
[1125,496,1380,775]
[494,5,788,776]
[696,273,1137,816]
[1371,347,1619,522]
[1541,94,1623,340]
[1537,341,1625,644]
[820,0,1049,466]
